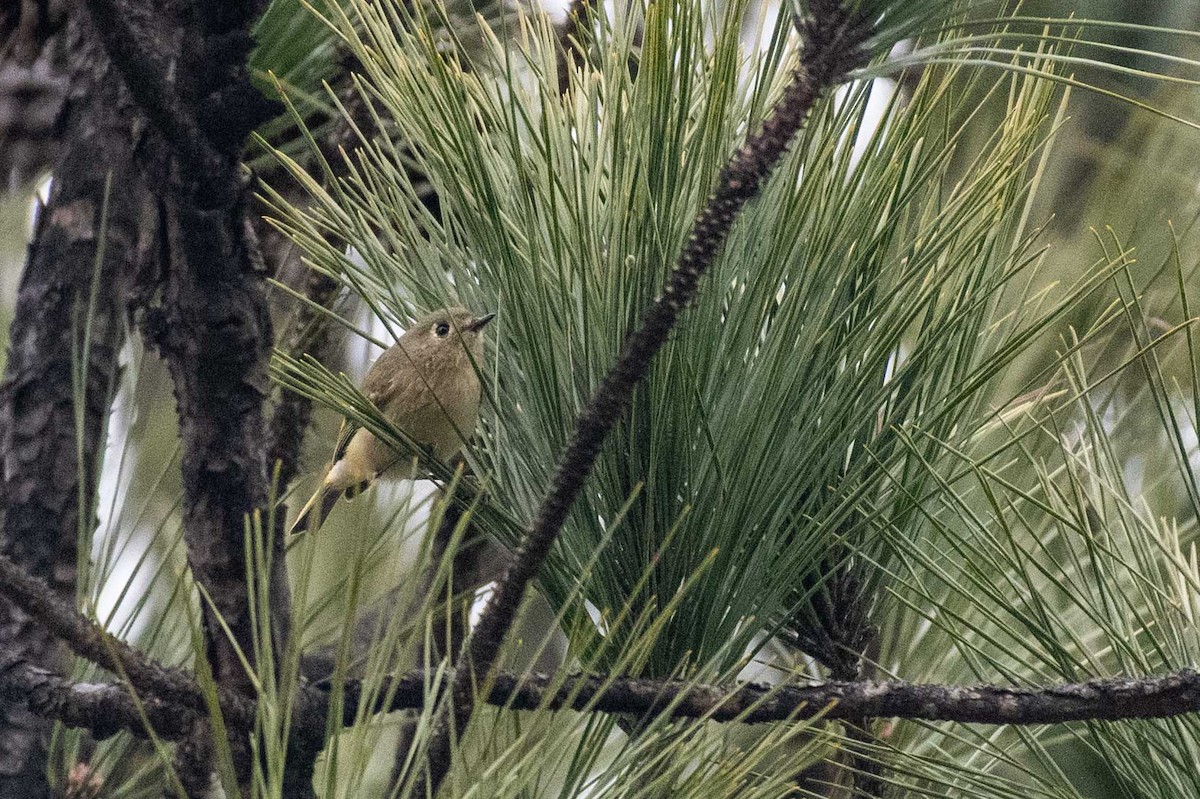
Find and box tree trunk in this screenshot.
[0,12,146,794]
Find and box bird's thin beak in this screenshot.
[467,312,496,332]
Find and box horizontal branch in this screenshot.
[6,635,1200,742]
[0,653,195,741]
[341,666,1200,727]
[4,534,1197,736]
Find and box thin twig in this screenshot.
[415,4,873,795]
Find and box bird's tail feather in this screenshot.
[289,486,342,537]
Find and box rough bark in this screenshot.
[0,653,198,743]
[78,0,285,789]
[143,199,280,690]
[0,0,70,190]
[343,666,1200,728]
[0,551,258,729]
[0,10,145,793]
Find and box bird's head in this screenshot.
[410,306,495,359]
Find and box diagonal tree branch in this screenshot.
[415,4,874,796]
[80,0,223,200]
[0,552,257,729]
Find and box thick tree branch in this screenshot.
[71,4,284,792]
[86,0,283,715]
[86,3,286,789]
[349,667,1200,727]
[81,0,221,199]
[416,4,873,796]
[0,552,256,729]
[80,0,278,208]
[0,653,197,742]
[10,648,1200,744]
[2,545,1198,741]
[0,10,146,793]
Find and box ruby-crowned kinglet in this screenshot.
[290,307,494,534]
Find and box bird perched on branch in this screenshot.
[290,306,495,535]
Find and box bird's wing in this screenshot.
[331,417,360,464]
[377,378,436,444]
[331,353,436,463]
[365,347,438,417]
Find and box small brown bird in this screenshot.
[291,307,494,534]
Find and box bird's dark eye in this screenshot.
[435,322,451,337]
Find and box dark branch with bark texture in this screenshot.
[415,4,873,796]
[95,0,284,689]
[4,538,1200,756]
[10,647,1200,744]
[81,0,222,202]
[0,552,257,729]
[81,0,278,208]
[0,652,198,742]
[0,10,146,793]
[69,1,287,789]
[349,667,1200,727]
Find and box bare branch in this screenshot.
[0,652,197,741]
[332,666,1200,728]
[0,552,256,729]
[10,652,1200,745]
